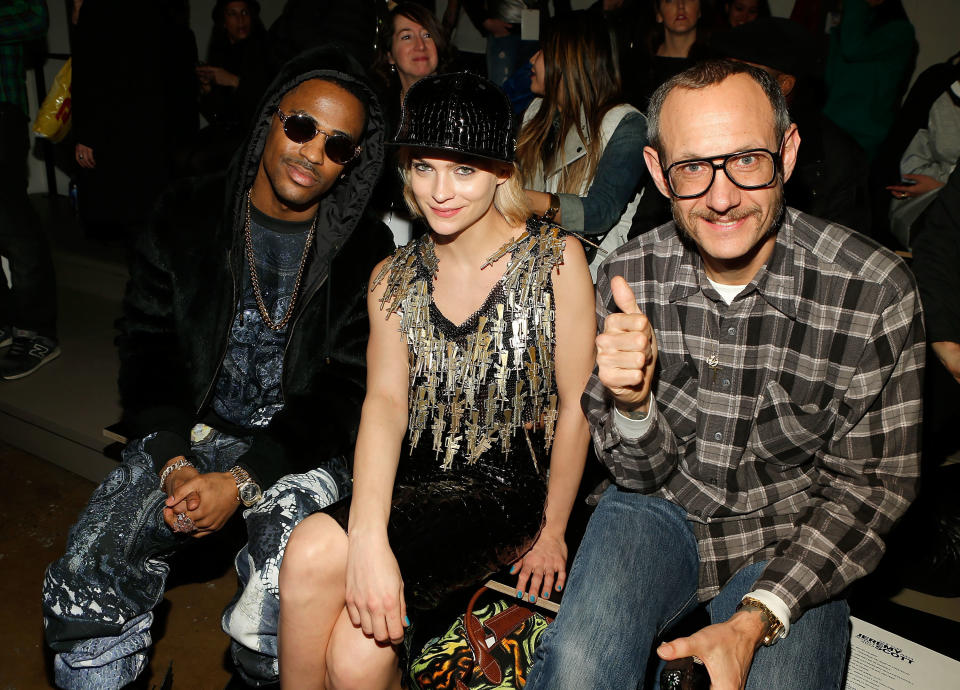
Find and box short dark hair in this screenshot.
[646,59,791,160]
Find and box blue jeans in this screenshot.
[41,426,340,689]
[526,486,850,689]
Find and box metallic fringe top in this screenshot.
[372,220,567,471]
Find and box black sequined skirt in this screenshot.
[325,446,547,611]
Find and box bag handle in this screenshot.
[462,582,556,685]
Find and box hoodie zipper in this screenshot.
[280,244,336,399]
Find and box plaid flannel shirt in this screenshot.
[584,208,925,621]
[0,0,48,116]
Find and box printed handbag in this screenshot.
[409,582,555,689]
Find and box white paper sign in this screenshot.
[844,616,960,689]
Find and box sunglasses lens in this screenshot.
[283,114,318,144]
[325,134,357,165]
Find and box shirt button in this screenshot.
[721,378,730,387]
[727,327,736,336]
[714,432,723,441]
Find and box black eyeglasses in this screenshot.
[275,108,361,165]
[662,148,782,199]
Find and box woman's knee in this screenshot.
[279,513,347,593]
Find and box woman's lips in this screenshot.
[430,206,461,218]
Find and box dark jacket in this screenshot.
[115,46,394,489]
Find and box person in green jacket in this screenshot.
[823,0,915,160]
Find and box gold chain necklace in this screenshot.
[244,190,316,332]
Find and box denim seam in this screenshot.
[656,589,699,637]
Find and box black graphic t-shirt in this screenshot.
[212,204,311,428]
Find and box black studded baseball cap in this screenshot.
[391,72,515,163]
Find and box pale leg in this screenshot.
[278,512,401,690]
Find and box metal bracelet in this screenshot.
[159,457,196,491]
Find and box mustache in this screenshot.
[689,206,763,223]
[281,155,318,179]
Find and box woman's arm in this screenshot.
[527,112,649,235]
[343,259,411,644]
[513,237,596,600]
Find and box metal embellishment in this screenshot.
[372,222,565,470]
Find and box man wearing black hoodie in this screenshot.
[40,46,394,689]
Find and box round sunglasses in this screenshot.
[275,108,361,165]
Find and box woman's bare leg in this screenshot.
[278,512,403,690]
[325,607,402,689]
[278,513,348,689]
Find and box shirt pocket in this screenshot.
[747,379,835,468]
[656,358,699,443]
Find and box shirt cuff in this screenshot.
[557,193,584,232]
[613,393,656,439]
[742,589,792,639]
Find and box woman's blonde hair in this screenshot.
[396,149,530,228]
[516,11,621,194]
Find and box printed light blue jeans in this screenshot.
[41,426,340,689]
[526,485,850,690]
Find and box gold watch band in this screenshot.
[228,465,250,502]
[737,596,785,646]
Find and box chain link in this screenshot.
[244,189,316,331]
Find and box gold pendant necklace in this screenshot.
[244,189,316,331]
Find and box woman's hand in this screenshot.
[195,65,239,89]
[887,173,944,199]
[511,530,568,603]
[75,143,96,169]
[345,531,408,645]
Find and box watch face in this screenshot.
[239,482,263,506]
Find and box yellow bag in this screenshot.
[32,58,72,143]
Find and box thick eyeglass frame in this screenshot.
[275,108,361,165]
[662,147,783,199]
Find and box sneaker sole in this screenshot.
[1,347,61,380]
[0,338,11,348]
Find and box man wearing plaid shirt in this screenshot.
[527,60,924,690]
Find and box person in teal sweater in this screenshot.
[823,0,915,160]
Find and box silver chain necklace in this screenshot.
[244,189,316,332]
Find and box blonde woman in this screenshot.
[277,72,596,690]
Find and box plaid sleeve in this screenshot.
[0,0,48,43]
[753,282,925,620]
[581,250,683,493]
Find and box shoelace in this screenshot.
[7,339,28,357]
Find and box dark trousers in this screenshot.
[0,103,57,338]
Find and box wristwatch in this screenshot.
[542,192,560,222]
[737,596,785,646]
[229,466,263,507]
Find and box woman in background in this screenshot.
[518,10,648,279]
[722,0,768,28]
[183,0,270,176]
[277,72,595,690]
[371,2,449,245]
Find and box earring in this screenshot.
[390,64,397,73]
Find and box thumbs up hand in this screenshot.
[596,276,658,413]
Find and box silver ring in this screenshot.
[78,154,84,159]
[174,512,196,533]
